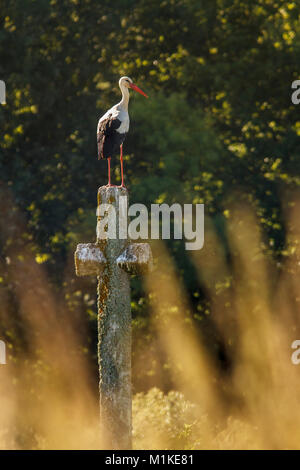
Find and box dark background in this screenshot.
[0,0,299,396]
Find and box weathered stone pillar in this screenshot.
[97,186,131,449]
[75,186,152,449]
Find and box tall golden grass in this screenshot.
[1,187,300,449]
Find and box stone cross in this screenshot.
[74,186,152,450]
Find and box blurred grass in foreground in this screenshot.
[1,189,300,449]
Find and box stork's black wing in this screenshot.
[97,115,122,160]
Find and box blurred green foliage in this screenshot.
[0,0,300,389]
[132,387,259,449]
[133,387,204,449]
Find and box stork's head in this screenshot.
[119,76,148,98]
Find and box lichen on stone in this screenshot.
[117,243,153,275]
[74,243,106,276]
[75,185,153,450]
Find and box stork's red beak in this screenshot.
[130,83,148,98]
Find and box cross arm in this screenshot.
[117,243,153,275]
[75,243,107,276]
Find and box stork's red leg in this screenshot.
[108,157,111,186]
[120,145,124,187]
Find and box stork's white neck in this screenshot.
[119,84,130,111]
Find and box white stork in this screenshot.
[97,76,148,187]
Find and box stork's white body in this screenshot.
[97,104,130,136]
[96,76,148,186]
